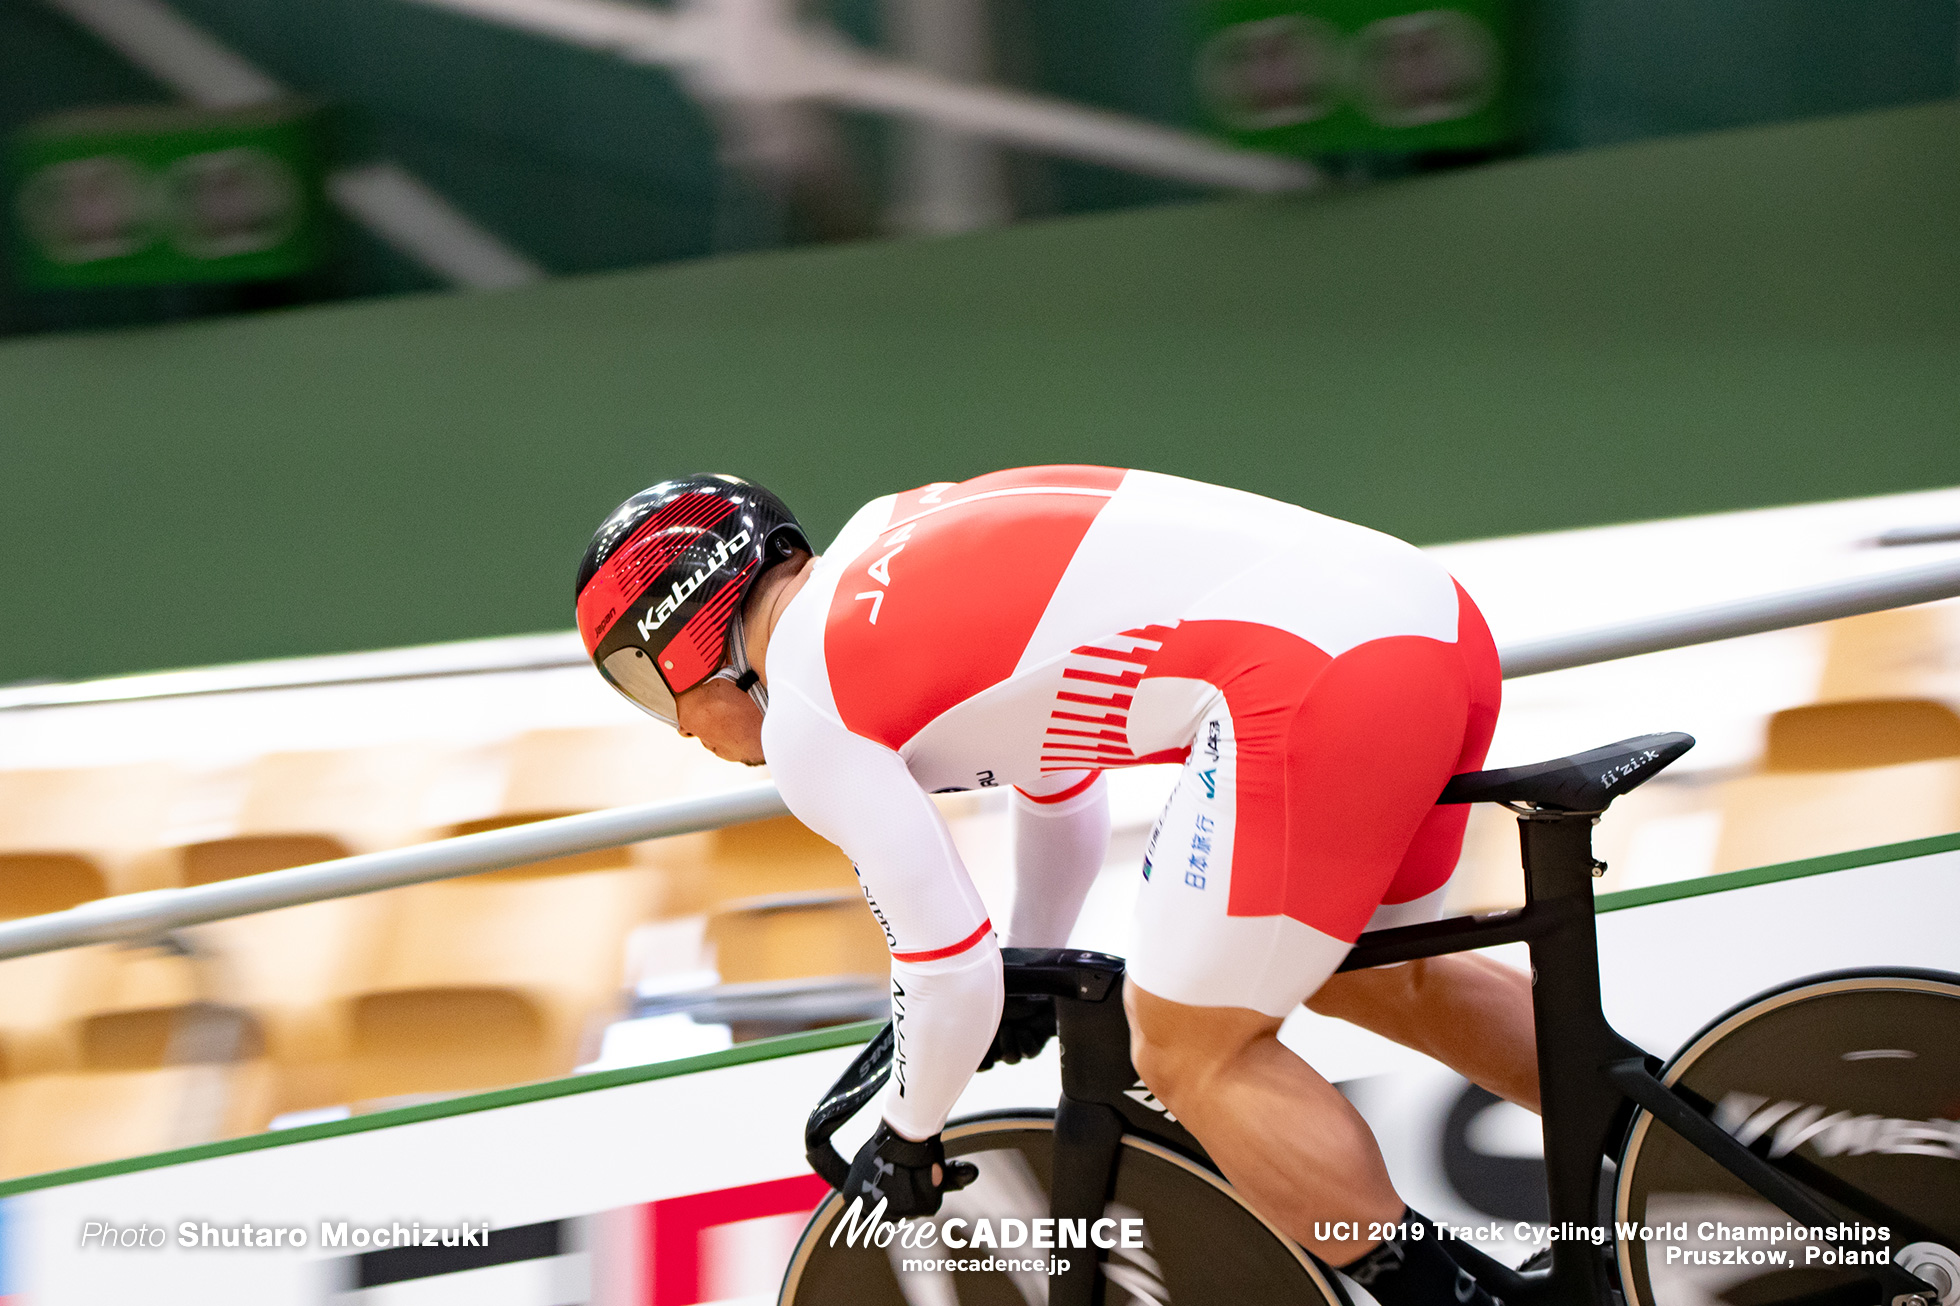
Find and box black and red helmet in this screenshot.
[576,474,809,724]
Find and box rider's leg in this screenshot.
[1126,979,1508,1306]
[1120,627,1498,1258]
[1308,953,1539,1110]
[1121,592,1512,1297]
[1123,978,1401,1265]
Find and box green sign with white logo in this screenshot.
[10,101,328,290]
[1195,0,1522,155]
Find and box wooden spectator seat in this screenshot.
[1815,601,1960,703]
[0,1062,276,1180]
[1713,698,1960,873]
[649,816,861,919]
[174,746,447,885]
[706,889,887,986]
[159,747,447,1117]
[0,950,98,1079]
[0,765,177,913]
[0,764,181,1074]
[433,727,690,877]
[0,943,274,1179]
[342,866,659,1102]
[1761,697,1960,771]
[309,728,700,1100]
[183,898,385,1120]
[0,1000,274,1180]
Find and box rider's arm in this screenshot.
[1006,771,1109,948]
[763,686,1004,1142]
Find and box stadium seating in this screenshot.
[183,899,384,1121]
[432,726,691,875]
[0,593,1945,1178]
[160,747,455,1122]
[174,746,448,884]
[1814,602,1960,703]
[706,889,887,986]
[654,816,861,915]
[0,764,177,912]
[1713,698,1960,873]
[342,866,657,1102]
[1710,604,1960,872]
[0,949,96,1080]
[325,728,684,1102]
[0,942,275,1176]
[0,1062,276,1178]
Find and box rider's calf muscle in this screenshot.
[1308,955,1540,1112]
[1123,980,1405,1264]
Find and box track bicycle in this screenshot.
[781,733,1960,1306]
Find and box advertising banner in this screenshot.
[0,835,1951,1304]
[1194,0,1523,155]
[9,101,328,289]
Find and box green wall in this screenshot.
[2,99,1957,684]
[8,0,1955,335]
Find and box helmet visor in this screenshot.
[600,646,680,726]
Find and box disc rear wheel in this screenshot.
[1615,969,1960,1306]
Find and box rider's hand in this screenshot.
[842,1122,978,1218]
[978,994,1056,1070]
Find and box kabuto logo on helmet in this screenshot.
[636,527,752,640]
[575,474,810,725]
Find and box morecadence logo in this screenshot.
[830,1194,1148,1274]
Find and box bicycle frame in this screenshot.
[1341,808,1939,1306]
[806,805,1943,1306]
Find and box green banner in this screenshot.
[10,101,328,289]
[1195,0,1522,154]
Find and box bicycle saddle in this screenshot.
[1438,732,1694,812]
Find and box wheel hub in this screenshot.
[1899,1242,1960,1306]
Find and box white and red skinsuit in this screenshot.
[761,466,1500,1140]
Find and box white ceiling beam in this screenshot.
[327,163,546,289]
[396,0,1321,193]
[41,0,283,107]
[37,0,545,289]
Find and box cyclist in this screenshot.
[577,467,1538,1306]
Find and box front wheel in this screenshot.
[1614,968,1960,1306]
[778,1112,1348,1305]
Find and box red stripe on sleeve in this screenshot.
[890,918,994,963]
[1014,773,1101,805]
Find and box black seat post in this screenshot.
[1516,810,1644,1304]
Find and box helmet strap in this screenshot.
[725,608,771,716]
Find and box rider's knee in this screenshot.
[1124,979,1271,1102]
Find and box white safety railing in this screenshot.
[1496,553,1960,677]
[1,553,1957,963]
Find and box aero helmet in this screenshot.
[576,474,809,725]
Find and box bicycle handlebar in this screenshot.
[802,949,1126,1189]
[805,1020,895,1189]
